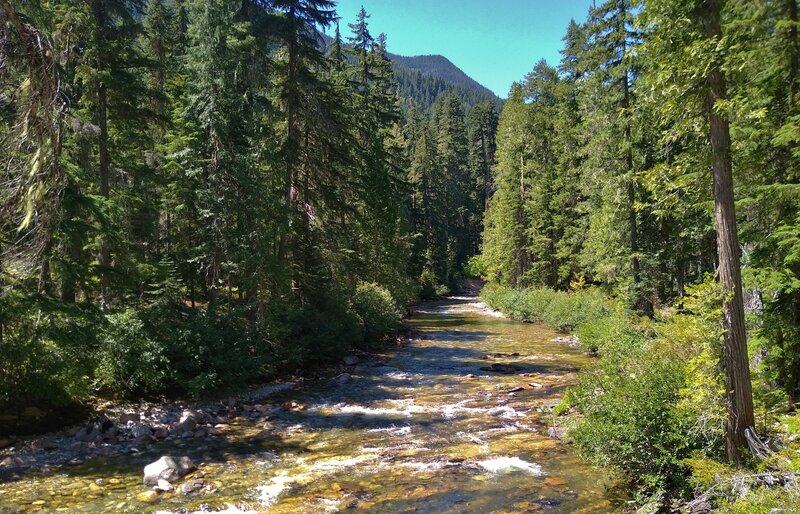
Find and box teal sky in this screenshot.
[329,0,595,98]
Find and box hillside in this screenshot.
[320,34,502,112]
[390,54,498,99]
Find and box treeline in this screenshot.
[0,0,493,429]
[481,0,800,509]
[394,64,502,115]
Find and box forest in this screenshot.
[479,0,800,511]
[0,0,493,420]
[2,0,800,512]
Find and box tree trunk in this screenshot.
[701,0,756,464]
[94,0,111,310]
[789,0,798,108]
[619,0,647,312]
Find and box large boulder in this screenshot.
[143,456,196,485]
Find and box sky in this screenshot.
[328,0,595,98]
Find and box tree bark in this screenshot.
[789,0,798,109]
[700,0,756,464]
[94,0,111,310]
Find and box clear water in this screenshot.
[0,296,619,513]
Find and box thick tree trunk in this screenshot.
[701,0,756,464]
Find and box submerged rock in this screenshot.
[180,479,205,495]
[480,352,521,359]
[143,456,196,485]
[343,355,360,366]
[479,363,525,374]
[136,490,159,503]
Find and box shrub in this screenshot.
[94,309,169,397]
[481,283,611,335]
[138,300,268,398]
[463,255,488,278]
[262,285,362,368]
[0,291,98,411]
[571,347,700,500]
[420,269,449,300]
[351,282,403,347]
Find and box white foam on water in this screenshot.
[256,472,303,506]
[368,425,412,436]
[317,497,347,513]
[476,456,543,475]
[309,454,375,471]
[335,403,414,417]
[395,460,449,472]
[457,430,487,446]
[486,405,525,419]
[156,504,257,514]
[311,397,493,421]
[255,454,375,507]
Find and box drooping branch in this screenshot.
[0,0,67,280]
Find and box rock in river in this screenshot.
[479,363,525,374]
[143,456,196,485]
[180,479,205,495]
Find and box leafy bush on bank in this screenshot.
[1,280,411,427]
[481,281,796,508]
[351,282,403,347]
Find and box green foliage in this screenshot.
[462,255,487,278]
[94,310,169,397]
[571,348,697,500]
[0,292,99,411]
[419,269,449,300]
[480,283,610,333]
[483,281,733,502]
[351,282,403,347]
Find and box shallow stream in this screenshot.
[0,296,617,513]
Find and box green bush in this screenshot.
[262,285,362,368]
[94,309,169,397]
[0,291,99,411]
[420,269,449,300]
[481,283,611,335]
[141,301,266,397]
[351,282,403,347]
[482,281,723,504]
[463,255,488,278]
[571,347,700,500]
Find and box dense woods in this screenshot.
[0,1,492,423]
[4,0,800,511]
[481,0,800,510]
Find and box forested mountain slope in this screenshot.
[321,32,502,111]
[390,54,503,111]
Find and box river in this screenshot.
[0,295,617,513]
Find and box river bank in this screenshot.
[0,295,616,513]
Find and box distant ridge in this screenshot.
[389,54,499,100]
[320,33,502,112]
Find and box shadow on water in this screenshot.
[0,294,621,513]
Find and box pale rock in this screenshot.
[143,456,196,485]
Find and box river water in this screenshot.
[0,296,617,513]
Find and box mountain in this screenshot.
[320,34,502,113]
[389,54,498,100]
[390,55,503,114]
